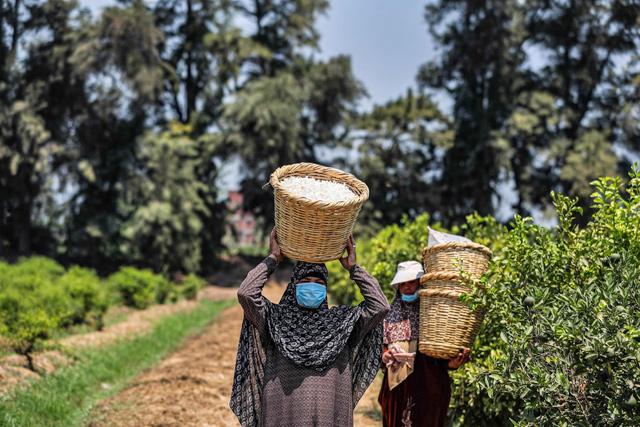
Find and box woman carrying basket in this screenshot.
[230,229,390,427]
[378,261,470,427]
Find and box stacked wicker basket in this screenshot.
[269,162,369,263]
[418,241,492,359]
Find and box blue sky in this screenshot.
[316,0,433,108]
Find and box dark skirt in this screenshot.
[378,353,452,427]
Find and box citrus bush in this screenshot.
[178,274,205,300]
[329,166,640,425]
[107,267,169,309]
[0,257,208,371]
[56,267,109,329]
[453,170,640,426]
[0,259,73,369]
[327,213,446,303]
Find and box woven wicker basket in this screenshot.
[422,241,492,279]
[269,162,369,263]
[419,271,477,293]
[418,285,484,359]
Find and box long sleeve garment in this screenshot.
[237,257,390,427]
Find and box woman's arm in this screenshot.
[237,254,279,333]
[237,228,284,334]
[339,235,390,342]
[350,264,390,341]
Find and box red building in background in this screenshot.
[226,191,257,247]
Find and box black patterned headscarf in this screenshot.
[290,262,329,287]
[230,261,383,427]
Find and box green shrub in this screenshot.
[328,213,445,304]
[179,274,204,300]
[0,278,69,370]
[155,275,172,304]
[0,258,78,368]
[327,238,374,305]
[0,260,12,292]
[4,271,75,324]
[56,267,109,329]
[12,256,65,280]
[337,166,640,425]
[107,267,168,309]
[166,274,205,302]
[0,257,115,369]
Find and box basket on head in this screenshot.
[269,162,369,263]
[418,285,484,359]
[422,241,492,279]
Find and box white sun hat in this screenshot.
[390,261,424,287]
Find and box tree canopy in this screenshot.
[1,0,638,274]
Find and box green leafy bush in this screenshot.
[0,258,187,369]
[0,271,71,370]
[11,256,65,280]
[56,267,109,329]
[107,267,169,309]
[155,274,172,305]
[328,213,444,304]
[166,274,205,302]
[451,170,640,426]
[334,166,640,425]
[1,269,75,324]
[178,274,204,300]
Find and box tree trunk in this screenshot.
[15,198,32,255]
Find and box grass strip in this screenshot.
[0,298,235,427]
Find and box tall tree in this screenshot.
[349,89,452,233]
[222,0,364,229]
[65,0,242,272]
[224,55,364,228]
[61,1,160,271]
[151,0,260,267]
[152,0,259,131]
[523,0,640,212]
[239,0,329,77]
[118,124,211,274]
[0,0,84,256]
[420,0,639,222]
[419,0,529,225]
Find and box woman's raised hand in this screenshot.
[339,234,357,271]
[269,227,284,264]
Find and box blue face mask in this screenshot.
[295,282,327,309]
[401,292,418,303]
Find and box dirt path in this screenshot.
[90,282,382,426]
